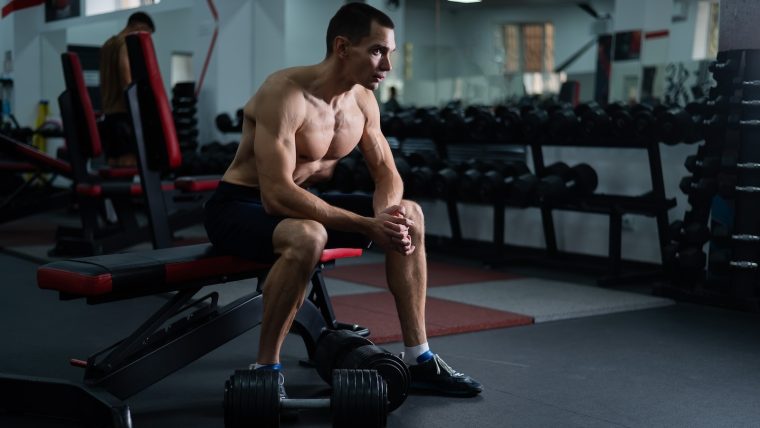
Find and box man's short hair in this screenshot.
[127,11,155,32]
[325,2,394,56]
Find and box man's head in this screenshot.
[326,3,394,57]
[126,11,155,33]
[326,3,396,90]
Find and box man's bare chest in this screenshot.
[295,107,365,161]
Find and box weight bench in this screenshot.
[54,51,219,256]
[36,243,365,400]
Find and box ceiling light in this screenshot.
[447,0,482,3]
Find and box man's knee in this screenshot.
[401,200,424,231]
[273,219,328,263]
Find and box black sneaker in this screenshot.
[408,354,483,397]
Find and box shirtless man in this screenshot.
[204,2,482,398]
[99,12,155,167]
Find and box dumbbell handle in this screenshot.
[732,234,760,242]
[735,185,760,193]
[281,398,331,409]
[729,261,759,269]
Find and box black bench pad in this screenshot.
[37,243,362,298]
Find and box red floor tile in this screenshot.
[325,261,521,289]
[331,291,533,344]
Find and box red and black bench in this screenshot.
[53,50,219,256]
[36,244,364,399]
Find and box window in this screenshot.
[692,0,719,60]
[170,52,193,88]
[85,0,160,17]
[502,22,555,73]
[502,22,560,95]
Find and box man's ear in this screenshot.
[334,36,350,58]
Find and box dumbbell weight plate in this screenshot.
[332,369,387,428]
[224,369,280,428]
[340,344,410,412]
[314,329,373,385]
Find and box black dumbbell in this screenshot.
[521,107,549,142]
[224,368,387,428]
[432,162,466,199]
[668,220,710,245]
[436,104,468,145]
[464,106,499,142]
[546,105,578,143]
[494,105,523,143]
[313,330,409,412]
[716,173,760,199]
[505,161,569,206]
[605,102,634,141]
[679,176,717,203]
[657,107,702,145]
[684,155,721,176]
[313,329,375,384]
[340,344,410,412]
[711,224,760,244]
[709,249,759,273]
[661,244,706,271]
[575,102,611,143]
[478,161,531,203]
[630,104,662,142]
[536,163,598,201]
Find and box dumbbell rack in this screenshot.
[657,49,760,311]
[509,134,676,284]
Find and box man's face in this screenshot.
[346,21,396,90]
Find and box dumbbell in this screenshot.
[494,105,523,143]
[313,329,409,412]
[656,107,702,145]
[679,176,717,203]
[661,243,706,272]
[224,369,387,428]
[436,104,469,145]
[711,224,760,244]
[546,105,579,143]
[605,102,634,141]
[478,161,531,203]
[716,174,760,199]
[504,162,570,206]
[521,107,549,142]
[456,159,496,202]
[630,104,662,142]
[575,102,612,143]
[536,163,598,201]
[432,162,467,199]
[684,155,721,176]
[464,106,499,142]
[668,220,710,245]
[709,249,759,273]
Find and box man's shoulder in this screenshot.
[101,34,123,50]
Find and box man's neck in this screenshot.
[308,59,356,105]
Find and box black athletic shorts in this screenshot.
[99,112,137,159]
[204,181,373,262]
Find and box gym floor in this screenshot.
[1,210,760,428]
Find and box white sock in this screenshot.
[403,342,430,365]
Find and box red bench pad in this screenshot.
[37,243,362,298]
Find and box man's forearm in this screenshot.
[263,184,372,234]
[372,171,404,215]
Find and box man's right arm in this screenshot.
[253,82,412,251]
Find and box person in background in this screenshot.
[98,11,155,167]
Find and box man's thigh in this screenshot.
[205,187,373,260]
